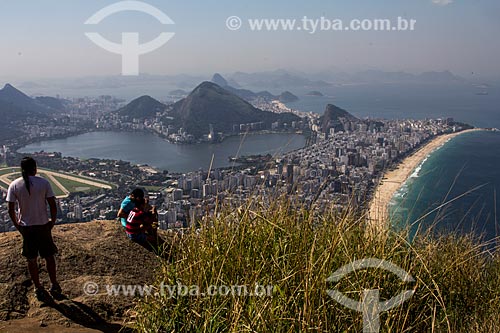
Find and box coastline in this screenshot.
[368,128,482,229]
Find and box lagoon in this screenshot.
[19,131,306,173]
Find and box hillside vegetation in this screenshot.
[134,199,500,332]
[1,199,498,332]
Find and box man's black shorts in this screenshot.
[20,224,58,259]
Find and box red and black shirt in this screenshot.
[126,207,154,235]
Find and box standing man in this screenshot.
[117,188,144,229]
[6,157,61,301]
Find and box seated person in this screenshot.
[125,197,158,244]
[117,188,144,229]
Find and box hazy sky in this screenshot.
[1,0,499,79]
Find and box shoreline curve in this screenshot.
[367,128,483,229]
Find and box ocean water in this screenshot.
[389,130,500,242]
[284,83,500,241]
[286,83,500,129]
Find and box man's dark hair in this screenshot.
[20,157,37,194]
[131,188,144,199]
[135,196,146,207]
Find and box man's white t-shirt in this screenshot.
[6,176,55,226]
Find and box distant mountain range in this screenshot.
[169,82,300,138]
[229,69,332,89]
[117,81,301,139]
[302,69,466,85]
[0,84,61,140]
[0,84,55,114]
[222,69,468,90]
[204,70,468,96]
[0,81,302,143]
[210,73,299,103]
[9,69,474,101]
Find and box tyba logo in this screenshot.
[84,1,175,75]
[326,258,415,333]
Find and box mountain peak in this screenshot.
[1,83,27,97]
[278,91,299,103]
[320,104,358,133]
[0,83,52,114]
[133,95,162,103]
[170,82,300,138]
[211,73,228,87]
[117,95,166,119]
[196,81,222,90]
[188,81,229,98]
[324,104,358,119]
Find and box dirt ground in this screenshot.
[0,221,166,332]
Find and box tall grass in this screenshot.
[133,198,500,332]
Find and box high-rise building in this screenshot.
[286,164,294,184]
[173,188,183,201]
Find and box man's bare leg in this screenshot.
[45,255,59,288]
[27,258,42,289]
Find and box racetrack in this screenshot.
[0,167,112,198]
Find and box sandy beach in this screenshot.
[368,128,481,229]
